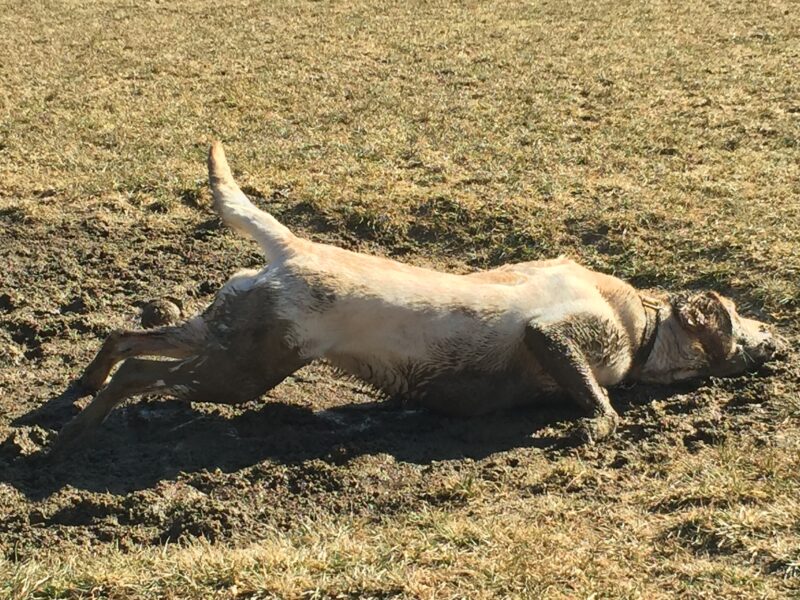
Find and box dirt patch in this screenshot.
[1,208,797,565]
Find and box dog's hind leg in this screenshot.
[79,321,205,393]
[52,358,201,455]
[53,336,309,455]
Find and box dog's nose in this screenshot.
[768,333,790,356]
[744,319,782,361]
[754,333,784,362]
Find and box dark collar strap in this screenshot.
[629,296,661,379]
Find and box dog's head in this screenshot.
[640,291,780,383]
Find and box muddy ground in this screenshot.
[1,203,796,563]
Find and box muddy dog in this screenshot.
[51,142,778,452]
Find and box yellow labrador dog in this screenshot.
[52,142,778,452]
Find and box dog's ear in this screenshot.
[676,292,732,334]
[675,292,735,360]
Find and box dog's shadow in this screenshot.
[2,379,697,501]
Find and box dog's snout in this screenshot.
[749,328,783,363]
[760,336,776,355]
[768,333,790,356]
[736,316,778,360]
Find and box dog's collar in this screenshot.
[629,295,662,379]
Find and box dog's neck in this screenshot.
[633,300,712,384]
[628,295,662,379]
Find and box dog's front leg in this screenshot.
[524,321,619,443]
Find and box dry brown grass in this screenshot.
[2,439,800,598]
[1,0,799,598]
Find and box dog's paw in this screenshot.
[79,372,108,394]
[46,413,96,460]
[576,413,619,445]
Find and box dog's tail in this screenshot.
[207,141,296,261]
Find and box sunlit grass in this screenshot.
[1,0,798,597]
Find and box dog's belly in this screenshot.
[327,349,555,416]
[410,368,554,415]
[320,309,525,397]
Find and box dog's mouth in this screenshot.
[711,318,780,376]
[738,317,779,361]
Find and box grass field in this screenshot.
[1,0,799,597]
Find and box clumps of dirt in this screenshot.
[3,349,796,557]
[4,318,53,361]
[0,427,49,460]
[0,333,25,365]
[140,298,183,328]
[1,358,797,560]
[0,292,17,313]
